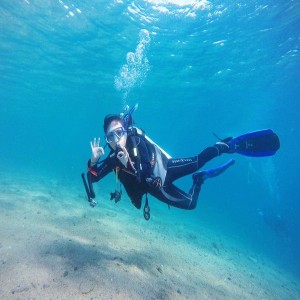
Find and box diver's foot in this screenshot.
[192,171,205,186]
[193,159,235,183]
[214,137,234,154]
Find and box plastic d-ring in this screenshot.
[144,211,150,220]
[143,194,150,220]
[144,205,150,214]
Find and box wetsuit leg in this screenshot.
[165,146,219,183]
[155,180,202,210]
[153,146,219,210]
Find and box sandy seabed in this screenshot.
[0,174,299,300]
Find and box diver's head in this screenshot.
[104,114,127,150]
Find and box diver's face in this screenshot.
[106,120,127,150]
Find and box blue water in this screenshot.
[1,0,300,278]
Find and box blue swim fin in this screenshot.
[193,159,235,184]
[203,159,235,180]
[228,129,280,157]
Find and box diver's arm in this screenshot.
[87,157,112,183]
[85,157,113,201]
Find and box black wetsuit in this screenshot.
[88,133,220,210]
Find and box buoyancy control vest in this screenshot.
[127,126,170,187]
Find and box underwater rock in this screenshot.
[248,256,258,264]
[156,288,168,300]
[212,242,221,255]
[79,279,95,294]
[188,233,197,240]
[11,285,30,294]
[32,195,49,202]
[106,211,117,218]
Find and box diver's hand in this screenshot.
[90,137,104,166]
[116,146,129,167]
[146,176,162,190]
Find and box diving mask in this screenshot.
[105,126,126,143]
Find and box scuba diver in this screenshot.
[81,105,280,220]
[257,208,289,237]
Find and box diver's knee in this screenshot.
[188,199,198,210]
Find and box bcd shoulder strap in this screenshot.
[128,126,156,169]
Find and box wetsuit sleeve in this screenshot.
[87,156,113,183]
